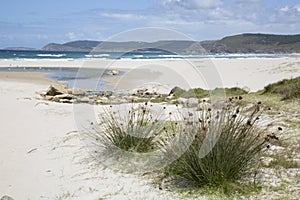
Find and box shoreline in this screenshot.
[0,56,299,68]
[0,71,54,85]
[0,57,299,92]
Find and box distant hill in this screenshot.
[4,47,37,51]
[40,33,300,54]
[42,40,101,51]
[213,33,300,53]
[42,40,196,53]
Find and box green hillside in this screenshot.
[41,33,300,53]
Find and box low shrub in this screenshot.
[173,88,209,99]
[173,87,248,100]
[161,98,277,189]
[263,76,300,100]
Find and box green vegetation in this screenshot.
[221,33,300,46]
[173,182,263,199]
[43,33,300,53]
[218,33,300,53]
[268,155,299,169]
[172,87,248,99]
[91,98,281,196]
[162,99,275,190]
[213,87,248,97]
[96,103,164,153]
[85,77,300,198]
[173,87,209,99]
[263,76,300,100]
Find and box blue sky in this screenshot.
[0,0,299,48]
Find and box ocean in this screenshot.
[0,50,298,92]
[0,49,296,60]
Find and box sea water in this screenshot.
[0,49,297,60]
[0,50,298,92]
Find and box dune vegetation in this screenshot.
[82,76,300,199]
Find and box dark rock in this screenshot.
[52,94,74,102]
[59,99,74,104]
[169,86,184,95]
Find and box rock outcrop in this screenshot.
[46,84,68,96]
[169,86,184,96]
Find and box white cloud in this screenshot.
[100,12,145,20]
[160,0,222,9]
[294,5,300,12]
[280,6,289,12]
[56,1,300,43]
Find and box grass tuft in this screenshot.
[161,98,277,189]
[263,76,300,100]
[95,102,165,153]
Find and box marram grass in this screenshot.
[161,98,278,188]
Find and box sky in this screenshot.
[0,0,300,48]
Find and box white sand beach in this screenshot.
[0,73,181,200]
[0,57,299,199]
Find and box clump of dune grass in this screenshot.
[263,76,300,100]
[95,102,166,153]
[161,98,278,190]
[85,94,280,191]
